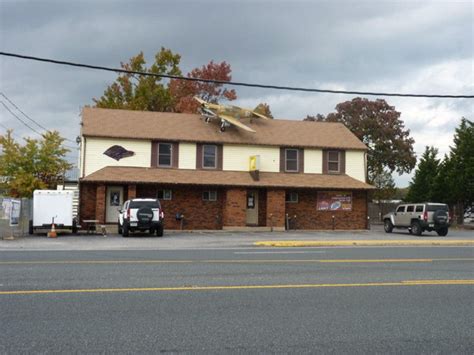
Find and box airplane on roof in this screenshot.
[194,96,270,133]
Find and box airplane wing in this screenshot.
[193,96,206,105]
[218,114,256,133]
[237,106,270,120]
[250,110,270,120]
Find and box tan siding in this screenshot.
[84,138,151,176]
[178,143,197,169]
[223,145,280,172]
[304,149,323,174]
[346,151,366,182]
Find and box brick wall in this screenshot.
[267,189,285,228]
[258,189,267,226]
[127,185,137,200]
[95,184,106,223]
[79,183,97,222]
[285,190,367,230]
[222,188,247,227]
[137,185,223,230]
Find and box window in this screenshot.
[415,205,424,212]
[203,145,217,169]
[285,149,298,172]
[158,143,172,167]
[328,151,340,173]
[202,190,217,201]
[157,189,172,200]
[396,206,405,213]
[285,192,298,203]
[406,205,414,212]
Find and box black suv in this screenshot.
[118,198,164,237]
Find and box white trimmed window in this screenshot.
[203,145,217,169]
[157,189,172,200]
[327,151,340,173]
[285,149,299,172]
[202,190,217,201]
[285,192,298,203]
[158,143,172,167]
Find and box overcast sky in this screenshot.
[1,0,472,186]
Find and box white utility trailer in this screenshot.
[29,190,78,234]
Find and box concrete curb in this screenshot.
[254,240,474,247]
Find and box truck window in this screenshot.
[427,205,448,212]
[406,205,414,212]
[396,206,405,213]
[129,201,161,209]
[415,205,423,212]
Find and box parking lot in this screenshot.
[1,224,472,251]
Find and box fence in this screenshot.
[0,197,32,239]
[368,202,398,224]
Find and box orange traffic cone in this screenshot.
[48,223,57,238]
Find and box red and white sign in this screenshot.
[317,191,352,211]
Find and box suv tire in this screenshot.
[436,227,448,237]
[433,209,449,225]
[411,221,422,236]
[156,224,164,237]
[137,207,154,224]
[384,219,393,233]
[122,222,129,237]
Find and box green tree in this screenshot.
[93,48,182,112]
[305,98,416,183]
[405,146,440,202]
[445,118,474,223]
[370,170,397,219]
[0,130,71,197]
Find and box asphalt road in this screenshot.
[1,246,473,353]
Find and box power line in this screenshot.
[1,51,472,99]
[1,101,43,136]
[0,92,76,144]
[1,101,77,150]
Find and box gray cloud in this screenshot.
[1,0,472,187]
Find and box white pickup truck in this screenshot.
[29,190,78,234]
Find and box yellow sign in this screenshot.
[249,155,260,171]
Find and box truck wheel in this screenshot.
[118,222,122,235]
[122,222,129,237]
[384,219,393,233]
[411,221,422,236]
[29,220,33,235]
[156,224,164,237]
[437,227,448,237]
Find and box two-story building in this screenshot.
[79,107,373,231]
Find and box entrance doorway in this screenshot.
[106,186,123,223]
[246,190,259,225]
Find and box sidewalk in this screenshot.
[1,224,473,251]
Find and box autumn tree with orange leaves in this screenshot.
[170,61,237,113]
[93,49,237,113]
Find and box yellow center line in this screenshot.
[1,280,473,295]
[0,258,473,265]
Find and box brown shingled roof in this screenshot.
[82,107,367,150]
[81,167,374,190]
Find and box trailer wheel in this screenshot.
[72,220,78,234]
[29,220,34,235]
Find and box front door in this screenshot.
[246,190,259,226]
[106,186,124,223]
